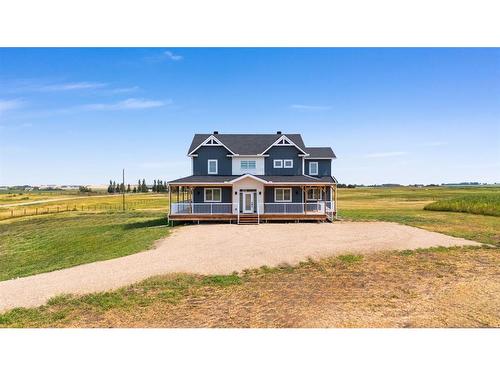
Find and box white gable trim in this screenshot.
[188,135,236,156]
[259,135,309,155]
[228,174,268,184]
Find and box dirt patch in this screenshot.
[0,222,480,311]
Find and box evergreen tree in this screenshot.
[132,186,137,193]
[137,179,141,193]
[153,179,157,193]
[107,180,113,194]
[141,179,147,192]
[112,181,116,193]
[127,184,131,193]
[120,183,124,193]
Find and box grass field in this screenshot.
[0,186,498,327]
[338,186,500,246]
[0,211,170,281]
[424,194,500,217]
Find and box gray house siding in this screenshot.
[264,186,303,203]
[304,159,331,177]
[193,146,232,175]
[264,146,303,175]
[193,187,232,203]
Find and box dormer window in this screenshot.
[309,162,318,175]
[208,159,218,174]
[240,160,256,170]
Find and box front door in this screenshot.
[242,192,254,213]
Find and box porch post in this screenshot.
[168,184,172,214]
[334,184,338,219]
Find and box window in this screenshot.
[207,159,218,174]
[240,160,256,170]
[309,161,318,175]
[273,159,283,168]
[204,188,221,202]
[284,159,293,168]
[275,188,292,202]
[307,188,322,200]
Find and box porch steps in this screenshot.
[238,214,259,225]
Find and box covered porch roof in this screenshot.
[168,174,337,186]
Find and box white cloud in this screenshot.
[0,99,23,114]
[364,151,408,158]
[106,86,140,94]
[290,104,331,111]
[31,81,107,92]
[419,141,448,147]
[82,98,170,111]
[163,50,183,61]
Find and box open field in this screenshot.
[338,186,500,246]
[0,211,170,281]
[424,194,500,217]
[0,186,498,327]
[0,246,498,328]
[0,193,169,220]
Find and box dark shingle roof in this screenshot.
[168,175,336,184]
[188,133,308,155]
[305,147,336,158]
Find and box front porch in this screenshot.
[168,180,337,224]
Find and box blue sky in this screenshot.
[0,48,499,185]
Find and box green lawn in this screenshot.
[424,194,500,217]
[338,187,500,246]
[0,211,170,281]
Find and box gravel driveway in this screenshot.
[0,222,480,311]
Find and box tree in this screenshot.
[141,179,147,193]
[127,184,131,193]
[132,186,137,193]
[107,180,113,194]
[153,179,157,193]
[112,181,116,193]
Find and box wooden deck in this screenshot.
[168,213,333,223]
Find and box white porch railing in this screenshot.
[263,201,333,215]
[171,202,233,215]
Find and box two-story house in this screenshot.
[167,131,338,224]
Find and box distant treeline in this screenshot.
[107,179,168,194]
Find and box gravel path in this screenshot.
[0,222,480,312]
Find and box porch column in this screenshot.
[168,185,172,214]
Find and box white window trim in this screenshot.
[208,159,218,174]
[240,160,256,170]
[204,188,222,202]
[309,161,319,175]
[307,188,323,201]
[275,188,292,202]
[284,159,293,168]
[273,159,283,168]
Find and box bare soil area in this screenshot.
[0,222,479,312]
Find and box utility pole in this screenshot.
[122,168,125,211]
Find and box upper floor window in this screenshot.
[283,159,293,168]
[240,160,256,170]
[273,159,283,168]
[208,159,218,174]
[309,161,318,175]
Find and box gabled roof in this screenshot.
[305,147,337,158]
[188,133,308,155]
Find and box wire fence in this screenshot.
[0,200,168,221]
